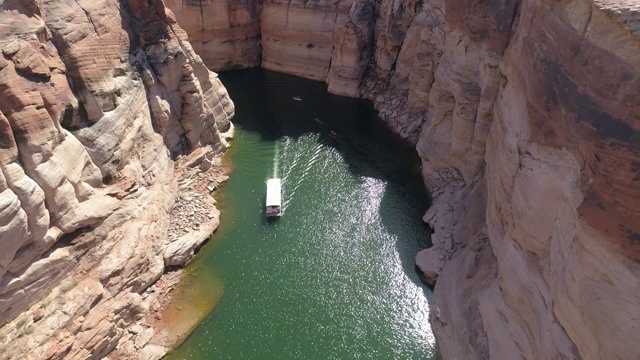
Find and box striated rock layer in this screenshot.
[163,0,261,71]
[0,0,233,358]
[168,0,640,358]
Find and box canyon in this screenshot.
[168,0,640,359]
[0,0,638,359]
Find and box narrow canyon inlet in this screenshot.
[166,69,437,359]
[1,1,639,358]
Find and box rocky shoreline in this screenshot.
[0,137,232,360]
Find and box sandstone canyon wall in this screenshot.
[168,0,640,359]
[0,0,233,358]
[163,0,261,70]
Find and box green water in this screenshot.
[167,69,437,359]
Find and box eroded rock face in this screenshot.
[410,1,640,359]
[482,2,640,358]
[163,0,261,71]
[0,0,233,358]
[168,0,381,97]
[168,0,640,359]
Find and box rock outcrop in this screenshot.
[167,0,640,358]
[0,0,233,358]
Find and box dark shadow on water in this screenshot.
[220,69,424,184]
[265,216,281,226]
[220,68,435,300]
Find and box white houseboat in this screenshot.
[266,178,282,217]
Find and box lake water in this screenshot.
[166,69,437,359]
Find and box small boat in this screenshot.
[266,178,282,217]
[328,130,337,139]
[293,97,302,101]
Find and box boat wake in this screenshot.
[273,140,280,179]
[277,134,324,210]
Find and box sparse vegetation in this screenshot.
[38,289,55,310]
[16,324,34,338]
[60,278,80,293]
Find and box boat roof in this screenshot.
[266,178,281,207]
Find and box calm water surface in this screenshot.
[167,69,437,359]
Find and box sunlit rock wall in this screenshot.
[0,0,233,357]
[163,0,261,70]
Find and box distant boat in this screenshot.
[266,178,282,217]
[293,97,302,101]
[329,130,337,139]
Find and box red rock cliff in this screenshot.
[168,0,640,358]
[0,0,233,358]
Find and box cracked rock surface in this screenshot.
[0,0,234,358]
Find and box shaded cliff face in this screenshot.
[0,0,233,357]
[168,0,640,358]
